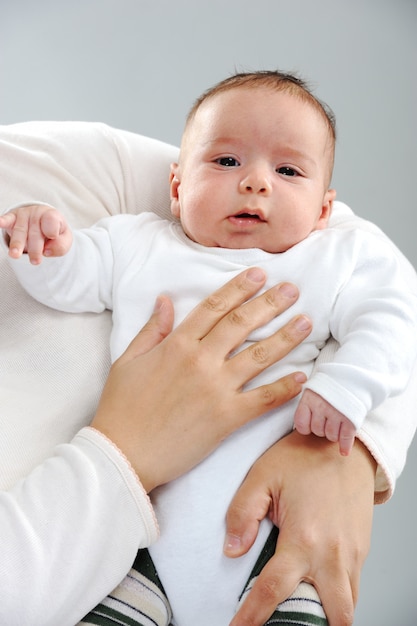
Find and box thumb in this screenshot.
[40,209,68,239]
[120,295,175,361]
[42,211,73,257]
[224,470,272,558]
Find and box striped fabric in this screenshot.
[80,527,327,626]
[238,526,328,626]
[239,579,328,626]
[79,549,173,626]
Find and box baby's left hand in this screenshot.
[294,388,356,455]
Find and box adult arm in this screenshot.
[0,270,312,626]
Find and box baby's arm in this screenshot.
[0,204,72,264]
[294,388,356,456]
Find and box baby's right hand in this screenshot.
[0,204,73,264]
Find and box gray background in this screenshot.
[1,1,416,623]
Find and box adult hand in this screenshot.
[91,268,312,492]
[225,431,376,626]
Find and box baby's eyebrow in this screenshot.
[204,136,242,149]
[278,146,318,169]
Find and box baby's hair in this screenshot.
[185,70,336,179]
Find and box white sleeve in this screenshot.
[305,230,417,430]
[0,427,158,626]
[321,202,417,502]
[4,225,115,314]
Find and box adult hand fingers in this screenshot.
[178,267,267,340]
[224,452,273,558]
[230,539,355,626]
[230,544,309,626]
[227,432,373,625]
[200,281,300,356]
[92,271,310,492]
[311,558,356,626]
[229,313,311,386]
[117,295,175,360]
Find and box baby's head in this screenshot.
[170,70,337,253]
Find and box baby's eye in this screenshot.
[216,156,240,167]
[277,166,298,177]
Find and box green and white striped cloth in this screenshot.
[80,527,328,626]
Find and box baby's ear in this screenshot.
[317,188,336,229]
[169,163,181,218]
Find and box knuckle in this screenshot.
[260,386,276,407]
[203,293,227,313]
[11,225,27,234]
[226,501,249,528]
[249,342,269,365]
[326,431,339,442]
[342,606,355,625]
[169,335,206,375]
[228,309,250,328]
[256,575,281,603]
[333,587,355,624]
[326,538,345,559]
[263,290,277,308]
[278,327,295,346]
[170,331,189,354]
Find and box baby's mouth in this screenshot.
[231,209,266,222]
[236,213,261,219]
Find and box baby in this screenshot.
[2,71,416,625]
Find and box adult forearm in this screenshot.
[0,428,156,626]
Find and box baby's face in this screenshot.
[170,86,336,253]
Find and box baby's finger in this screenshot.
[0,212,18,231]
[310,412,327,438]
[25,211,49,264]
[293,400,313,435]
[41,210,73,257]
[40,209,67,240]
[7,212,31,259]
[323,417,341,443]
[338,422,356,456]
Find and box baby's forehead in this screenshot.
[188,89,328,145]
[190,86,327,131]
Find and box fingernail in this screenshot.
[247,267,265,283]
[294,371,307,383]
[278,282,298,299]
[153,295,164,312]
[295,315,312,331]
[223,534,242,555]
